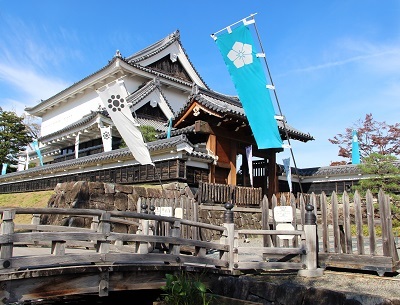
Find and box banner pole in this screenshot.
[211,13,258,37]
[252,21,304,194]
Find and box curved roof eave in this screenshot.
[39,111,111,143]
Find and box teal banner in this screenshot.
[32,140,43,166]
[1,163,7,175]
[214,23,282,149]
[352,130,360,164]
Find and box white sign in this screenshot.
[160,207,173,217]
[174,208,183,219]
[155,207,161,216]
[276,223,295,240]
[273,206,293,223]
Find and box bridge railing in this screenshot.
[0,204,321,277]
[0,207,229,272]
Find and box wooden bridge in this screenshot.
[0,204,320,303]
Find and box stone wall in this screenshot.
[41,181,193,231]
[210,275,400,305]
[41,181,264,238]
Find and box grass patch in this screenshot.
[0,191,53,224]
[350,223,400,237]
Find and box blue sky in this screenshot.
[1,0,399,168]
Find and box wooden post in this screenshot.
[222,203,235,271]
[267,151,278,200]
[31,213,41,246]
[138,203,149,254]
[298,205,324,277]
[0,209,15,265]
[97,212,111,254]
[31,214,40,227]
[261,195,271,247]
[170,220,181,256]
[51,240,66,255]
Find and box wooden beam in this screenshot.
[207,134,217,183]
[268,151,278,200]
[228,140,237,185]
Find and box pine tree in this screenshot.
[0,108,33,172]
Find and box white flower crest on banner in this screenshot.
[227,42,253,68]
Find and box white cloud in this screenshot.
[282,38,400,76]
[0,14,77,112]
[0,63,68,101]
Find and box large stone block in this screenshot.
[275,283,307,305]
[88,182,105,193]
[147,188,162,198]
[90,193,114,207]
[248,281,277,302]
[303,287,346,305]
[128,194,139,212]
[104,183,115,194]
[115,184,132,194]
[114,192,128,211]
[132,186,147,197]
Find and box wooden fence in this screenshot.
[267,190,399,275]
[197,182,262,206]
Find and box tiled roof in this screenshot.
[136,117,168,132]
[157,125,195,139]
[128,63,195,87]
[0,135,206,181]
[126,79,174,116]
[126,30,209,89]
[174,87,314,142]
[297,164,362,177]
[39,111,109,142]
[126,31,181,63]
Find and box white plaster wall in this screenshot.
[41,90,101,137]
[161,86,189,114]
[123,77,144,95]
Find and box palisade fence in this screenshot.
[196,182,399,274]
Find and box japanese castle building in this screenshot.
[0,30,353,196]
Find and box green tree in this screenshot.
[0,108,33,172]
[353,153,400,195]
[139,125,158,142]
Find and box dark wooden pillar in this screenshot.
[207,134,217,183]
[267,151,278,200]
[228,140,237,185]
[242,151,249,187]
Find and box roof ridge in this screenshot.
[126,30,180,63]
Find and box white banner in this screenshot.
[100,126,112,152]
[75,132,80,159]
[25,149,30,170]
[17,156,25,171]
[97,80,153,165]
[245,145,253,187]
[283,157,292,192]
